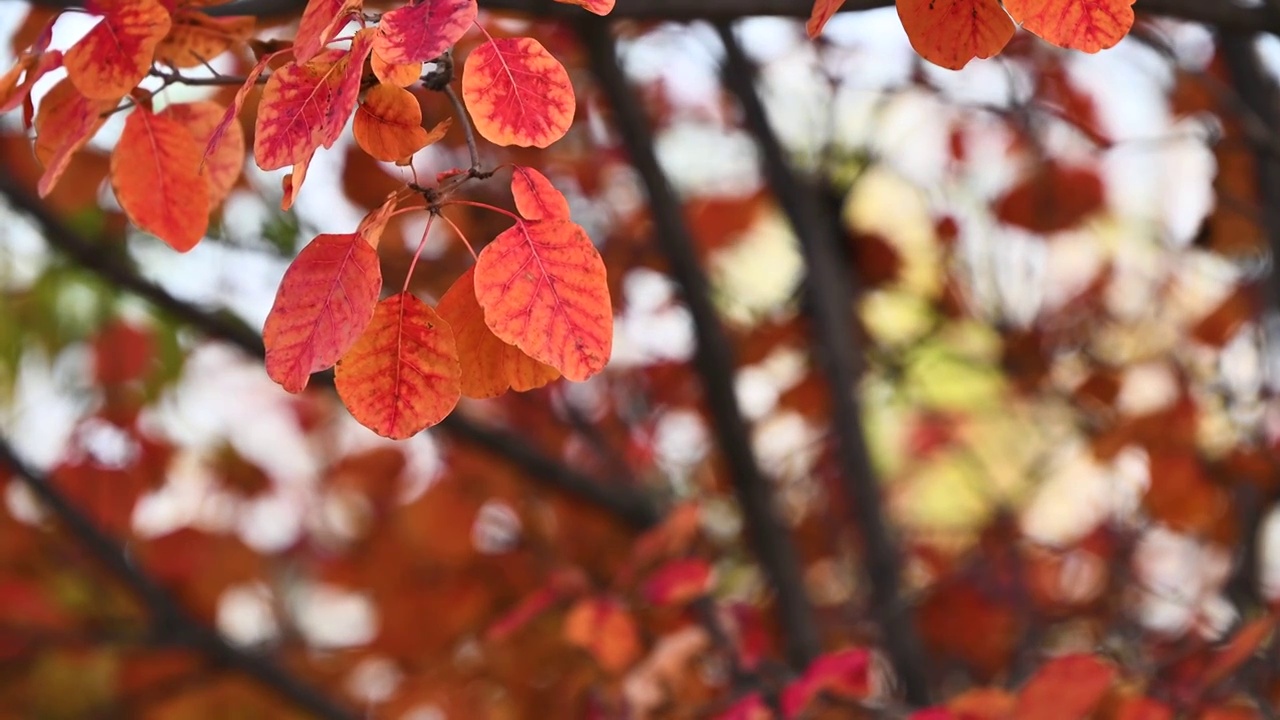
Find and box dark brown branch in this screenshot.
[576,16,822,670]
[0,175,660,532]
[713,22,930,704]
[0,437,359,720]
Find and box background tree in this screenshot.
[0,0,1279,718]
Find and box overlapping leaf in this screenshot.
[372,51,421,87]
[373,0,475,65]
[161,101,244,207]
[33,81,112,197]
[263,231,382,393]
[154,10,254,68]
[896,0,1014,70]
[64,0,171,100]
[462,37,575,148]
[807,0,846,37]
[473,219,612,382]
[254,30,374,171]
[553,0,615,14]
[202,53,272,170]
[511,166,570,221]
[1004,0,1135,53]
[335,293,463,439]
[354,83,434,163]
[0,28,60,115]
[110,107,210,252]
[437,267,560,399]
[294,0,361,64]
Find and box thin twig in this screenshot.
[149,67,263,88]
[714,21,931,705]
[444,84,481,173]
[576,16,822,671]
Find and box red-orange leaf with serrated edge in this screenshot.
[335,293,462,439]
[263,232,382,393]
[474,219,612,382]
[354,83,433,162]
[373,0,475,65]
[553,0,614,15]
[512,165,570,221]
[64,0,171,100]
[1004,0,1135,53]
[254,29,374,171]
[462,37,575,149]
[161,101,243,207]
[371,50,421,87]
[897,0,1014,70]
[111,107,210,252]
[437,266,560,399]
[34,78,112,197]
[294,0,361,64]
[203,52,271,171]
[807,0,846,37]
[1016,654,1116,720]
[154,10,254,69]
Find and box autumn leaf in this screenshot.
[294,0,361,64]
[201,53,272,173]
[511,165,571,221]
[0,48,60,115]
[782,648,873,717]
[154,10,254,69]
[64,0,171,101]
[437,266,560,399]
[807,0,846,37]
[553,0,615,15]
[281,151,313,210]
[254,29,374,171]
[473,219,612,382]
[896,0,1014,70]
[335,293,463,439]
[33,78,112,197]
[563,597,642,674]
[642,558,712,606]
[462,37,575,148]
[354,83,434,163]
[111,107,210,252]
[263,232,382,393]
[995,162,1105,233]
[1016,654,1116,719]
[372,51,422,87]
[372,0,476,65]
[1004,0,1136,53]
[161,101,244,207]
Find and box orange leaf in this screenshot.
[64,0,171,101]
[437,266,560,399]
[1003,0,1135,53]
[34,78,112,197]
[372,50,422,87]
[254,29,374,171]
[642,558,712,606]
[511,165,570,221]
[1199,616,1275,690]
[807,0,846,37]
[1016,654,1116,720]
[263,232,382,393]
[202,52,271,172]
[372,0,476,65]
[473,219,612,382]
[110,107,210,252]
[355,192,400,249]
[563,597,641,674]
[0,49,60,115]
[281,151,313,210]
[335,293,463,439]
[294,0,361,64]
[354,83,433,162]
[896,0,1014,70]
[462,37,575,149]
[948,687,1016,719]
[553,0,614,15]
[995,162,1104,233]
[160,101,244,207]
[1114,697,1173,720]
[154,10,254,69]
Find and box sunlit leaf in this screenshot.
[294,0,361,64]
[896,0,1014,70]
[563,596,641,674]
[110,106,210,252]
[160,101,244,207]
[462,37,575,148]
[553,0,614,15]
[1003,0,1135,53]
[154,10,254,69]
[511,165,570,221]
[335,293,462,439]
[280,151,313,210]
[371,50,421,87]
[807,0,846,37]
[263,232,382,393]
[1016,654,1115,719]
[33,78,113,197]
[372,0,475,65]
[0,48,60,114]
[474,219,612,381]
[202,52,271,171]
[353,83,434,163]
[64,0,171,100]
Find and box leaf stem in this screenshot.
[403,213,436,293]
[436,210,480,260]
[440,198,522,223]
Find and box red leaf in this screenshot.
[253,29,374,171]
[154,10,254,69]
[64,0,171,100]
[995,162,1104,233]
[161,101,244,207]
[714,694,773,720]
[642,558,712,606]
[371,50,421,87]
[92,321,155,384]
[553,0,614,15]
[807,0,846,37]
[1016,654,1116,720]
[281,151,314,211]
[110,106,210,252]
[896,0,1014,70]
[1003,0,1135,53]
[563,596,642,674]
[335,293,463,439]
[511,165,571,221]
[1199,616,1275,691]
[202,53,272,172]
[372,0,476,65]
[263,232,382,393]
[353,83,434,162]
[473,219,612,382]
[294,0,361,64]
[33,78,113,197]
[1114,697,1173,720]
[0,48,61,114]
[461,37,575,148]
[781,648,873,717]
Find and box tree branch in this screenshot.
[576,16,822,670]
[0,436,359,720]
[713,21,930,704]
